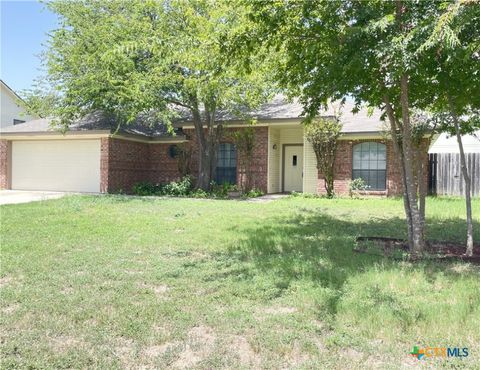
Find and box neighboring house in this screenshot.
[1,80,38,128]
[428,131,480,196]
[0,96,428,195]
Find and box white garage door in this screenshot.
[12,140,101,192]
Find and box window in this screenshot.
[293,155,297,166]
[168,144,179,158]
[13,119,25,125]
[352,142,386,190]
[216,143,237,185]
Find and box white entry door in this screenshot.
[283,145,303,192]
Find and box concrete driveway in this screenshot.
[0,190,68,205]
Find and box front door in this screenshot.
[283,145,303,192]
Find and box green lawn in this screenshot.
[1,195,479,369]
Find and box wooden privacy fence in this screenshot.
[429,153,480,196]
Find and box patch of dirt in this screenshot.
[113,337,136,368]
[264,306,297,315]
[172,325,216,369]
[2,303,19,315]
[354,236,480,263]
[139,282,170,297]
[124,269,144,275]
[286,341,310,367]
[49,335,82,353]
[450,263,475,273]
[152,323,170,336]
[313,337,327,353]
[0,275,13,288]
[363,355,386,369]
[343,347,362,359]
[61,286,74,295]
[143,342,179,359]
[229,335,260,367]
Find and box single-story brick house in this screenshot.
[0,97,428,196]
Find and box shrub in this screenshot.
[162,176,193,196]
[190,189,209,198]
[209,182,231,198]
[133,176,193,197]
[133,177,245,199]
[132,182,163,196]
[304,117,342,198]
[348,178,370,198]
[242,188,264,198]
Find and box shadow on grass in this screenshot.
[223,208,480,317]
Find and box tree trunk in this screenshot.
[416,142,427,238]
[392,0,426,256]
[383,97,414,249]
[399,74,425,256]
[191,100,222,191]
[449,98,474,256]
[192,107,210,190]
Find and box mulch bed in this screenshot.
[354,236,480,264]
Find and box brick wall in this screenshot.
[233,126,268,192]
[100,138,110,193]
[100,138,181,193]
[0,140,11,190]
[315,138,429,197]
[148,143,182,184]
[183,126,269,192]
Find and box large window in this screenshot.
[352,142,386,190]
[216,143,237,185]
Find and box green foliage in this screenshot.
[241,188,264,198]
[131,182,162,196]
[19,79,61,118]
[41,0,274,130]
[348,178,370,198]
[190,189,209,198]
[240,0,479,252]
[132,177,242,199]
[242,1,473,117]
[230,124,256,153]
[304,117,342,198]
[415,1,480,131]
[209,182,231,199]
[175,144,193,178]
[229,123,256,192]
[132,176,193,197]
[162,176,194,197]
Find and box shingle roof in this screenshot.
[0,96,388,136]
[257,96,387,133]
[0,112,179,138]
[176,95,387,133]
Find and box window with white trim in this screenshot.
[352,142,386,190]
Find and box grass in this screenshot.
[1,195,479,369]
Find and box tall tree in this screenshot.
[238,1,462,255]
[41,0,273,190]
[417,0,480,255]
